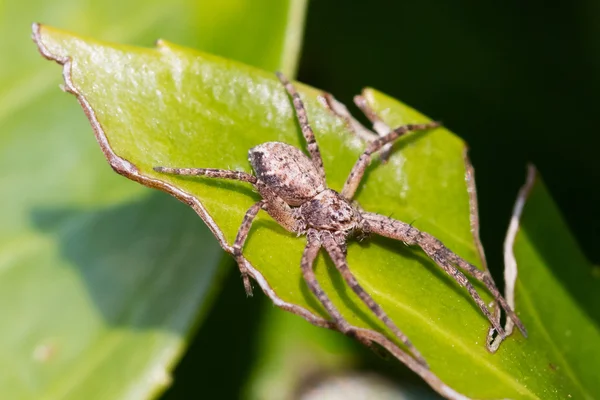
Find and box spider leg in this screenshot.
[341,121,441,200]
[301,229,397,358]
[321,93,378,143]
[446,250,527,337]
[153,167,257,184]
[321,231,428,367]
[301,230,351,331]
[353,94,394,163]
[154,166,302,287]
[276,72,327,182]
[232,200,267,295]
[154,166,299,232]
[362,212,528,338]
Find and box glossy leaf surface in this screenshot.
[34,25,600,399]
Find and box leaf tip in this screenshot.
[31,21,41,37]
[31,22,47,57]
[31,23,67,65]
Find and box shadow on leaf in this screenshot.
[30,191,223,331]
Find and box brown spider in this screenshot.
[154,72,527,366]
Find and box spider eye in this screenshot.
[333,207,352,222]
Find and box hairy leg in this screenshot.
[301,230,393,354]
[301,230,350,330]
[321,231,428,366]
[353,94,394,162]
[363,212,528,338]
[155,165,300,233]
[320,93,379,143]
[154,166,302,288]
[341,121,441,199]
[153,167,257,184]
[276,72,326,182]
[233,200,266,295]
[446,251,526,336]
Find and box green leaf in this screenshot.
[1,1,306,398]
[513,178,600,400]
[33,25,599,399]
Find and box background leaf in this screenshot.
[513,179,600,400]
[0,1,306,399]
[34,26,600,399]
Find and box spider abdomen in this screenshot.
[249,142,326,206]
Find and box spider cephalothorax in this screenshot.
[298,189,361,232]
[155,72,527,367]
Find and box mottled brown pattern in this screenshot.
[155,72,527,368]
[249,142,325,206]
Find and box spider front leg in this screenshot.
[276,72,327,182]
[153,166,264,292]
[153,167,299,233]
[363,212,528,339]
[320,231,428,367]
[353,94,394,163]
[153,167,258,184]
[320,93,380,144]
[341,120,441,199]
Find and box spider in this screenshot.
[154,72,527,366]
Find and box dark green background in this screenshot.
[165,1,599,398]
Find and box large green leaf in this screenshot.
[33,25,600,399]
[0,0,306,398]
